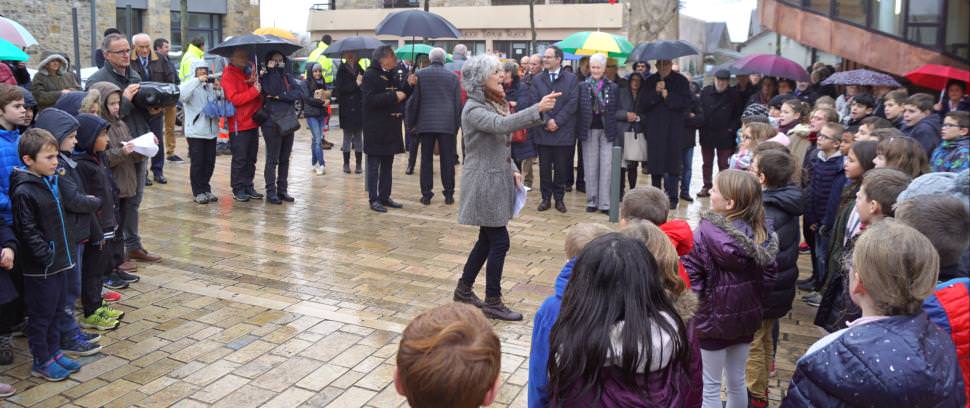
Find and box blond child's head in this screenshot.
[565,223,612,259]
[849,220,938,316]
[620,187,669,226]
[620,219,685,295]
[395,303,502,408]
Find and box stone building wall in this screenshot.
[0,0,116,68]
[225,0,260,40]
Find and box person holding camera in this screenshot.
[131,33,179,184]
[259,51,303,205]
[86,32,163,264]
[179,61,221,204]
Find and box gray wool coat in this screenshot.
[458,90,544,227]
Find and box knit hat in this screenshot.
[33,108,80,145]
[75,113,110,154]
[742,103,769,120]
[896,169,970,203]
[54,91,88,116]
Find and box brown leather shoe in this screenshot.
[555,200,567,213]
[129,248,161,262]
[537,199,551,212]
[119,261,138,272]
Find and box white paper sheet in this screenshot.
[129,132,159,158]
[514,183,527,218]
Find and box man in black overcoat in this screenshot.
[362,46,413,213]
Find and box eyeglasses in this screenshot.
[106,49,130,55]
[942,123,967,129]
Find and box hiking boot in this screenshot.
[52,352,80,373]
[97,304,125,320]
[481,296,523,321]
[31,358,70,381]
[453,281,484,308]
[343,162,351,174]
[62,336,102,357]
[80,312,119,331]
[0,335,12,365]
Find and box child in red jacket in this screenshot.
[620,186,692,288]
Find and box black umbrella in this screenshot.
[208,34,303,59]
[632,40,700,61]
[323,36,385,58]
[375,9,461,39]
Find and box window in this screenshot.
[802,0,832,14]
[834,0,868,25]
[115,7,143,37]
[905,0,942,47]
[871,0,903,37]
[493,41,532,59]
[944,0,969,60]
[170,12,223,53]
[383,0,419,8]
[491,0,532,5]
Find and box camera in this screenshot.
[132,82,180,109]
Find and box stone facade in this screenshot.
[1,0,259,69]
[0,0,116,68]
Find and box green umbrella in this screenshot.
[0,38,28,61]
[556,31,633,63]
[395,44,451,62]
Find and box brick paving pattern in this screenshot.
[0,128,824,407]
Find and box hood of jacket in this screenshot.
[37,53,69,76]
[553,258,575,299]
[9,166,50,194]
[606,313,678,374]
[672,290,698,322]
[661,219,694,256]
[915,113,943,134]
[763,184,803,217]
[89,81,122,122]
[0,127,18,143]
[75,113,110,154]
[699,211,779,269]
[21,87,36,108]
[184,44,205,61]
[189,59,211,77]
[34,108,80,144]
[53,91,88,116]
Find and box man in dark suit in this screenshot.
[528,46,578,213]
[406,48,461,205]
[362,46,413,213]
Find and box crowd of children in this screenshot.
[1,81,148,394]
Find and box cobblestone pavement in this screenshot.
[0,128,824,407]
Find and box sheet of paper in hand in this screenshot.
[130,132,159,158]
[514,184,527,218]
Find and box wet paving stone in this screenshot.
[0,128,820,407]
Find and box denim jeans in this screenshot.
[680,146,694,196]
[57,244,84,341]
[307,116,326,166]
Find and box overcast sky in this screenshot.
[261,0,758,43]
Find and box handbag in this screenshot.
[253,105,270,124]
[272,109,301,134]
[623,131,647,162]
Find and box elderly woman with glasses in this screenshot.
[452,55,560,321]
[577,53,619,214]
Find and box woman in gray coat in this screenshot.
[453,55,560,321]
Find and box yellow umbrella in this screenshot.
[253,27,297,42]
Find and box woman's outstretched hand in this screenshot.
[538,92,562,113]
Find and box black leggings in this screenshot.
[460,226,510,298]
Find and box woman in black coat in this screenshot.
[638,59,691,208]
[615,72,644,193]
[503,62,535,168]
[335,53,364,173]
[259,51,303,204]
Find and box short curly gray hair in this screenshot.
[461,55,502,96]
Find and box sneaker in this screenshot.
[799,242,810,253]
[803,293,822,307]
[79,312,119,331]
[0,382,14,397]
[318,165,326,175]
[102,276,128,290]
[10,322,25,337]
[233,191,250,202]
[116,269,140,283]
[62,336,102,357]
[31,358,70,381]
[205,192,218,202]
[194,193,210,204]
[96,304,125,320]
[167,154,186,163]
[52,352,81,373]
[102,290,121,303]
[245,188,264,199]
[79,331,101,343]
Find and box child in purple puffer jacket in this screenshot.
[684,169,779,408]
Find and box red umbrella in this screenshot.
[904,64,970,90]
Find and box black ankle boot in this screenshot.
[482,296,523,321]
[453,281,484,308]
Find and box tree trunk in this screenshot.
[529,0,536,54]
[180,0,188,50]
[628,0,678,44]
[424,0,429,11]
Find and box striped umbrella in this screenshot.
[0,16,37,47]
[556,31,633,62]
[0,38,29,61]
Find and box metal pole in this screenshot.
[125,5,133,40]
[609,145,622,223]
[72,1,82,80]
[90,0,97,67]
